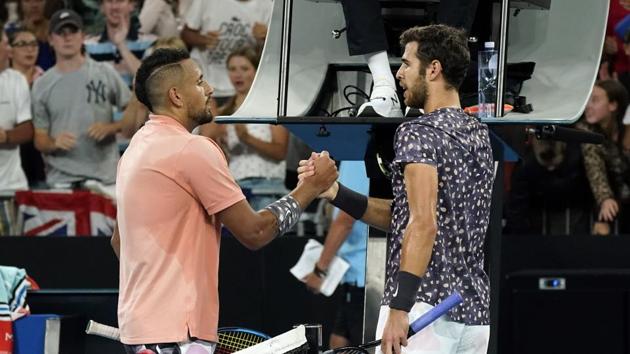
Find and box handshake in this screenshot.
[297,151,340,201]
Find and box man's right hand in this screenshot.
[302,272,323,294]
[204,31,220,50]
[54,132,77,151]
[300,151,338,195]
[297,152,339,200]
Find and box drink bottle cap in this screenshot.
[484,41,495,49]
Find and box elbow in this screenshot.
[238,233,267,251]
[232,226,272,251]
[243,240,264,251]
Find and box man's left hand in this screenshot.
[109,18,130,47]
[380,309,409,354]
[302,272,323,294]
[88,122,117,142]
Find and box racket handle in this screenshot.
[85,320,121,341]
[409,292,463,334]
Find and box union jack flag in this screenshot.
[14,190,116,237]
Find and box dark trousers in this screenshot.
[437,0,479,34]
[339,0,388,55]
[339,0,479,56]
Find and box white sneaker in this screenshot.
[357,84,403,118]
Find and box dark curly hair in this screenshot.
[399,24,470,90]
[134,48,190,112]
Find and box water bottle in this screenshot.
[478,41,498,118]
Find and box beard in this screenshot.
[189,102,214,126]
[405,75,428,109]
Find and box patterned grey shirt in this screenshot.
[382,107,494,325]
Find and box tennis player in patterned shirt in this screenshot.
[299,24,494,354]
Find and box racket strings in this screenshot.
[217,331,268,353]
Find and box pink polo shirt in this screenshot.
[116,115,245,344]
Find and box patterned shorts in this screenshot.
[124,339,216,354]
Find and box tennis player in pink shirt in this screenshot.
[111,48,337,354]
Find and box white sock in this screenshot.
[364,51,396,92]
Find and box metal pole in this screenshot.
[496,0,509,117]
[278,0,294,117]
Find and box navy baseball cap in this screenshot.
[49,9,83,34]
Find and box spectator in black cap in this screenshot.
[31,9,130,192]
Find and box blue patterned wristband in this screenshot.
[264,195,302,236]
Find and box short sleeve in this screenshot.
[101,64,130,111]
[184,0,207,31]
[393,122,438,167]
[31,79,50,131]
[179,137,245,214]
[14,73,31,124]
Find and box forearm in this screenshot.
[221,186,318,251]
[181,27,209,48]
[398,221,436,276]
[361,197,392,232]
[317,212,354,269]
[583,146,615,204]
[328,182,392,232]
[34,131,57,154]
[238,209,281,250]
[117,43,141,75]
[120,97,144,138]
[0,122,33,148]
[109,120,124,134]
[389,220,436,312]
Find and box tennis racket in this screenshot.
[86,321,270,353]
[215,327,271,353]
[324,292,464,354]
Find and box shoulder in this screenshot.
[0,70,27,97]
[88,59,120,78]
[32,68,60,96]
[395,118,437,140]
[2,68,25,83]
[182,135,227,161]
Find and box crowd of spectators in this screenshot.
[505,1,630,236]
[0,0,279,213]
[4,0,630,237]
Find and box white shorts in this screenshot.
[125,339,216,354]
[375,303,489,354]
